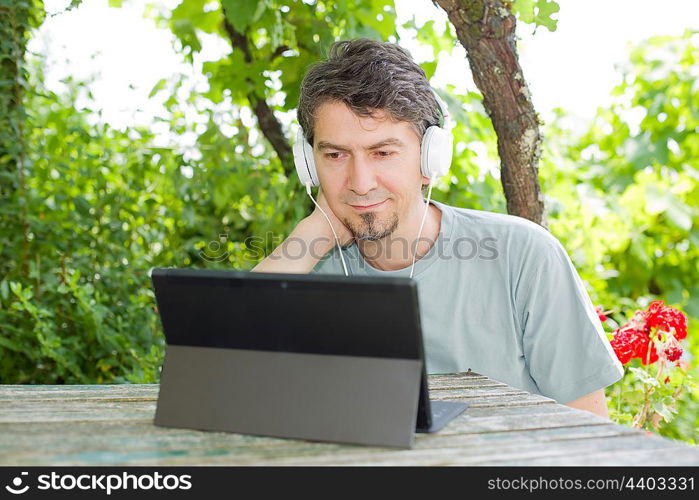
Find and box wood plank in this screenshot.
[0,384,159,402]
[429,371,488,382]
[0,392,556,425]
[242,434,699,466]
[440,409,610,435]
[0,422,645,466]
[428,379,506,390]
[0,400,631,451]
[488,446,699,466]
[459,403,577,419]
[0,401,606,449]
[0,401,157,423]
[0,382,558,425]
[9,426,693,466]
[429,386,530,399]
[0,372,492,400]
[452,393,556,408]
[3,403,692,467]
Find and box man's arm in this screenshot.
[251,216,335,274]
[252,188,353,274]
[564,388,609,418]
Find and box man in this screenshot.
[253,38,622,418]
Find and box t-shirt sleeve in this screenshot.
[516,235,624,404]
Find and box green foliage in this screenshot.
[0,64,183,383]
[539,30,699,443]
[160,0,399,108]
[608,362,696,438]
[512,0,559,32]
[401,16,458,80]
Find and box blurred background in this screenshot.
[0,0,697,443]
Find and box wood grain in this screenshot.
[1,372,697,466]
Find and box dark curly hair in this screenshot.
[297,38,442,146]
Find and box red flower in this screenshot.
[609,301,688,366]
[595,306,608,323]
[661,334,684,363]
[645,300,687,340]
[610,328,652,365]
[610,330,634,364]
[635,336,659,365]
[663,344,683,362]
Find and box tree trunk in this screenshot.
[434,0,546,227]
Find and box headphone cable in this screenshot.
[410,173,436,279]
[305,183,350,277]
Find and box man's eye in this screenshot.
[376,151,395,157]
[325,152,342,160]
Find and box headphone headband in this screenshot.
[431,90,452,131]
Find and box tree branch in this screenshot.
[222,16,294,176]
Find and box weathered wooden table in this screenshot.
[2,371,697,466]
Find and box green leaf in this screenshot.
[533,0,559,32]
[629,237,651,270]
[420,60,438,81]
[148,78,167,99]
[664,196,693,231]
[512,0,536,24]
[0,335,24,353]
[415,20,455,58]
[684,290,699,318]
[0,279,8,301]
[9,282,23,298]
[73,195,91,216]
[222,0,267,33]
[515,0,559,31]
[651,401,676,423]
[171,19,202,55]
[629,367,660,387]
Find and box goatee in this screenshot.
[343,212,399,242]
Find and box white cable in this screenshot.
[410,173,437,279]
[305,183,349,277]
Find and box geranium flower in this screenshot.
[610,327,650,364]
[661,334,684,363]
[610,301,687,366]
[645,300,687,340]
[634,334,659,365]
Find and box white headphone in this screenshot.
[294,90,453,279]
[293,90,453,186]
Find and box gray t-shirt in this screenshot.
[311,199,623,404]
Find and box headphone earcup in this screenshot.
[293,128,320,186]
[420,125,453,179]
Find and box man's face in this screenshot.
[313,101,428,241]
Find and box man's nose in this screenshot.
[347,155,378,196]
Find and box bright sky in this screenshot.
[31,0,698,134]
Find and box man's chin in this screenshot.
[344,212,399,242]
[354,231,392,242]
